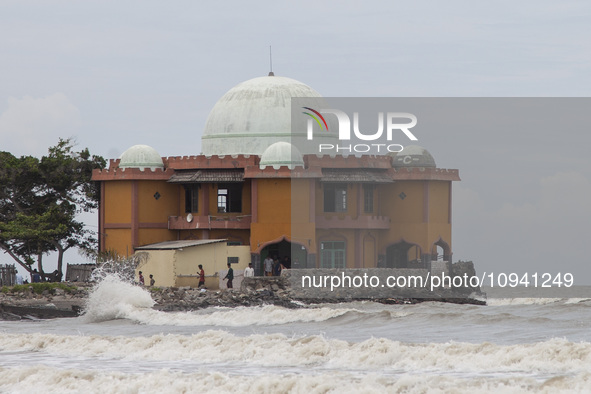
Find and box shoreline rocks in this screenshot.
[1,274,484,320]
[0,285,89,320]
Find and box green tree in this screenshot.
[0,138,106,280]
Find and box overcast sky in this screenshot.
[1,1,590,285]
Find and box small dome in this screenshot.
[259,142,304,170]
[119,145,164,170]
[391,145,436,168]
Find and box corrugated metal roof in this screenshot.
[320,168,393,183]
[135,239,227,250]
[168,169,244,183]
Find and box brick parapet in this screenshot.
[165,155,258,169]
[390,167,460,181]
[244,166,322,179]
[94,154,459,181]
[305,154,392,169]
[91,167,174,181]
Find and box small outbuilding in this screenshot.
[134,239,250,289]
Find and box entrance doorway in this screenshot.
[385,241,422,268]
[431,239,451,262]
[260,239,308,275]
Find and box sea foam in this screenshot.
[487,297,591,306]
[4,365,587,394]
[81,274,155,322]
[79,273,408,326]
[1,331,590,375]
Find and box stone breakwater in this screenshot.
[0,279,301,319]
[0,286,88,320]
[0,263,485,320]
[153,277,297,312]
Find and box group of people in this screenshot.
[263,255,290,277]
[138,271,155,286]
[137,261,260,290]
[24,269,63,284]
[223,262,255,289]
[198,262,255,290]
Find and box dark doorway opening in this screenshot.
[260,239,308,275]
[385,241,422,268]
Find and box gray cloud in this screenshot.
[0,93,80,157]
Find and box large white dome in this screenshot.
[201,75,327,156]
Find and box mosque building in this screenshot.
[91,74,460,284]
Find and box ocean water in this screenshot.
[1,278,591,393]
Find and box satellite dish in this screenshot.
[186,213,193,222]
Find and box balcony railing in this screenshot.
[315,215,390,230]
[169,214,388,230]
[169,215,252,230]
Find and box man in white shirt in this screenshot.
[244,263,255,278]
[264,256,274,276]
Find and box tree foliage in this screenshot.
[0,139,106,279]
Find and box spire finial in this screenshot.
[268,45,274,76]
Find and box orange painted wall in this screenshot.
[99,171,454,266]
[257,179,291,223]
[209,229,250,245]
[381,181,424,223]
[426,181,452,254]
[290,179,316,253]
[428,181,450,224]
[379,181,428,254]
[104,229,132,257]
[138,228,177,247]
[104,181,132,223]
[290,179,310,224]
[376,180,453,258]
[349,184,359,216]
[101,179,178,255]
[250,179,292,252]
[137,180,179,223]
[362,232,378,268]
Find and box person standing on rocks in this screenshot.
[244,263,254,278]
[224,263,234,289]
[198,264,205,288]
[149,274,155,287]
[138,271,145,286]
[264,256,273,277]
[273,258,284,276]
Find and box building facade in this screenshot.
[91,74,460,275]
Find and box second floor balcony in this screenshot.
[315,215,391,230]
[169,214,252,230]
